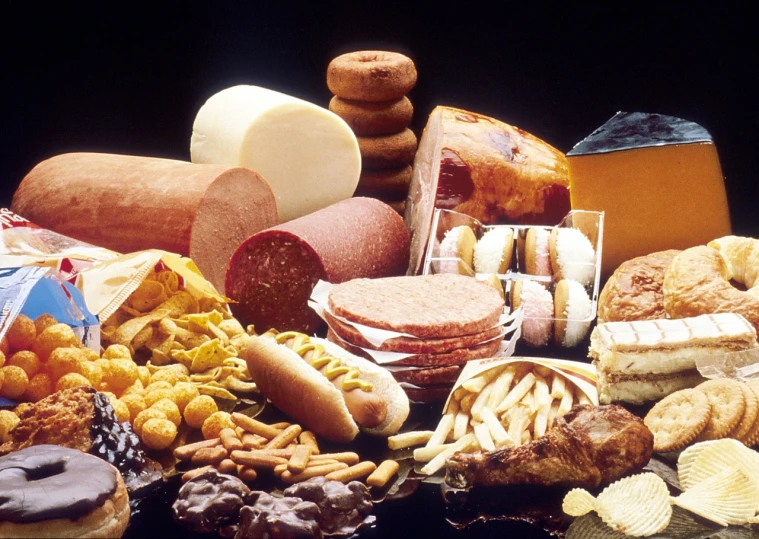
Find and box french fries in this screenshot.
[416,360,592,474]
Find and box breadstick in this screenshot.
[387,430,434,450]
[298,431,320,454]
[287,444,312,474]
[237,465,258,481]
[191,446,228,466]
[324,461,377,483]
[219,428,244,452]
[217,459,237,474]
[309,452,360,465]
[366,460,400,488]
[264,425,302,449]
[280,462,349,484]
[231,412,281,439]
[181,465,213,483]
[230,450,288,469]
[173,438,222,461]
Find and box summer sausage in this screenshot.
[11,152,278,291]
[225,197,410,334]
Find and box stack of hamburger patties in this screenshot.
[322,273,508,402]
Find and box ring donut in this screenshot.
[0,445,130,538]
[663,236,759,331]
[357,129,418,169]
[355,165,412,199]
[329,96,413,135]
[327,51,417,102]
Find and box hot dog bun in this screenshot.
[242,334,409,442]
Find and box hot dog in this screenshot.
[242,332,410,443]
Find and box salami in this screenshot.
[11,152,278,291]
[225,197,410,333]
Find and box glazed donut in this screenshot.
[357,129,418,169]
[355,165,412,199]
[0,445,130,538]
[663,237,759,331]
[329,96,413,135]
[327,51,417,102]
[597,249,681,323]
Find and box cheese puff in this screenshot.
[150,369,180,386]
[137,366,151,387]
[102,358,139,392]
[34,313,59,335]
[31,324,82,361]
[150,398,181,426]
[0,410,20,443]
[47,347,87,381]
[201,411,235,440]
[7,351,41,377]
[99,391,119,404]
[145,381,173,391]
[110,399,131,424]
[23,373,53,402]
[145,387,175,407]
[6,314,36,352]
[80,361,103,388]
[133,408,168,438]
[102,344,132,360]
[82,348,100,362]
[0,337,8,357]
[0,369,3,393]
[55,372,92,392]
[183,395,218,429]
[120,393,147,423]
[172,382,200,413]
[121,379,145,397]
[0,351,5,369]
[141,417,177,450]
[0,366,29,400]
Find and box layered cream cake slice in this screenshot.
[590,313,758,404]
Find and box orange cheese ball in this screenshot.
[119,393,147,423]
[55,372,92,392]
[102,358,139,393]
[0,337,8,357]
[201,411,235,440]
[144,387,175,407]
[47,347,87,381]
[0,351,6,368]
[7,351,41,378]
[80,362,103,388]
[6,315,36,352]
[120,379,145,397]
[23,372,54,402]
[0,410,20,443]
[183,395,218,429]
[172,382,200,413]
[141,418,177,450]
[137,366,151,387]
[34,314,59,335]
[110,399,131,424]
[133,408,168,438]
[150,398,182,427]
[102,345,132,360]
[149,369,180,386]
[31,324,82,362]
[0,366,29,400]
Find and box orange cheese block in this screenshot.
[567,112,731,278]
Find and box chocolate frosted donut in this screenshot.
[327,51,417,102]
[329,96,413,135]
[0,445,130,538]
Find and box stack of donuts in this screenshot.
[327,51,418,215]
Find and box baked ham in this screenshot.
[445,404,653,489]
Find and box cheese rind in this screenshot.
[568,112,731,277]
[191,85,361,223]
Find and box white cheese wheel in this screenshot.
[191,85,361,222]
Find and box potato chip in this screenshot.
[218,318,245,338]
[563,473,672,536]
[196,384,237,400]
[127,280,168,313]
[673,466,758,526]
[677,438,759,510]
[112,291,196,347]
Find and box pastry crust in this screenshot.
[663,239,759,331]
[597,249,681,323]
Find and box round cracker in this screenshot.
[730,382,759,443]
[644,388,711,453]
[742,384,759,447]
[694,378,746,442]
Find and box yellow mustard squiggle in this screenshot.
[272,331,372,392]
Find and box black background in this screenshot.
[1,3,757,537]
[1,2,757,237]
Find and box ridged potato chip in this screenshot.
[562,473,672,536]
[672,466,758,526]
[677,438,759,511]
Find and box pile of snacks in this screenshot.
[644,377,759,453]
[174,412,399,489]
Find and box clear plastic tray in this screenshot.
[422,209,604,346]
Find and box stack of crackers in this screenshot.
[327,51,418,215]
[323,274,508,402]
[644,378,759,453]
